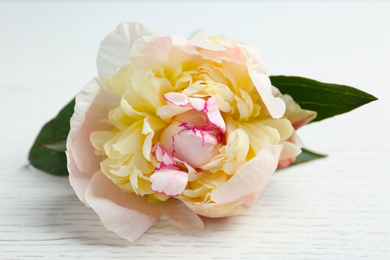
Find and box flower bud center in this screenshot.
[160,110,223,168]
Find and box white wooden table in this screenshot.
[1,1,389,259]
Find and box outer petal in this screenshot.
[210,34,285,118]
[97,22,158,75]
[279,94,317,130]
[66,149,92,204]
[130,33,245,71]
[67,76,118,202]
[181,145,282,218]
[160,199,204,232]
[278,131,304,168]
[237,42,286,119]
[211,144,283,204]
[85,171,160,244]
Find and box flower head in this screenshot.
[66,22,315,243]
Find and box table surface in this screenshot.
[1,1,389,259]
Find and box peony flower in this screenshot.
[66,22,316,243]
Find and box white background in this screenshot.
[1,1,389,259]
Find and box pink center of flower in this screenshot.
[172,123,222,168]
[150,93,226,197]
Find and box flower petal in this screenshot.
[84,171,159,244]
[179,145,282,218]
[181,193,260,218]
[173,128,219,168]
[97,22,157,75]
[205,97,226,134]
[190,32,227,52]
[279,140,302,161]
[279,94,317,130]
[67,76,119,202]
[237,42,286,119]
[163,93,226,133]
[164,92,206,111]
[66,149,92,203]
[149,168,188,197]
[160,199,204,232]
[211,144,283,204]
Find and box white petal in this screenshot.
[97,22,157,75]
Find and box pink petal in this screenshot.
[159,199,204,232]
[211,144,283,204]
[84,171,160,244]
[189,32,227,52]
[66,149,92,203]
[192,34,247,64]
[154,145,175,167]
[97,22,157,75]
[149,168,188,197]
[173,129,219,168]
[163,93,226,133]
[130,35,180,70]
[164,92,205,111]
[279,140,302,162]
[205,97,226,134]
[278,132,304,168]
[277,94,317,130]
[67,77,119,201]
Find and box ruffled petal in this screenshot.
[205,97,226,134]
[164,92,206,111]
[236,42,286,119]
[97,22,157,75]
[163,93,226,133]
[130,35,181,70]
[84,171,160,244]
[172,128,219,168]
[149,167,188,197]
[279,94,317,129]
[211,145,282,204]
[179,145,282,218]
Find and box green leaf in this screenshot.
[28,99,75,176]
[291,148,326,166]
[270,76,377,122]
